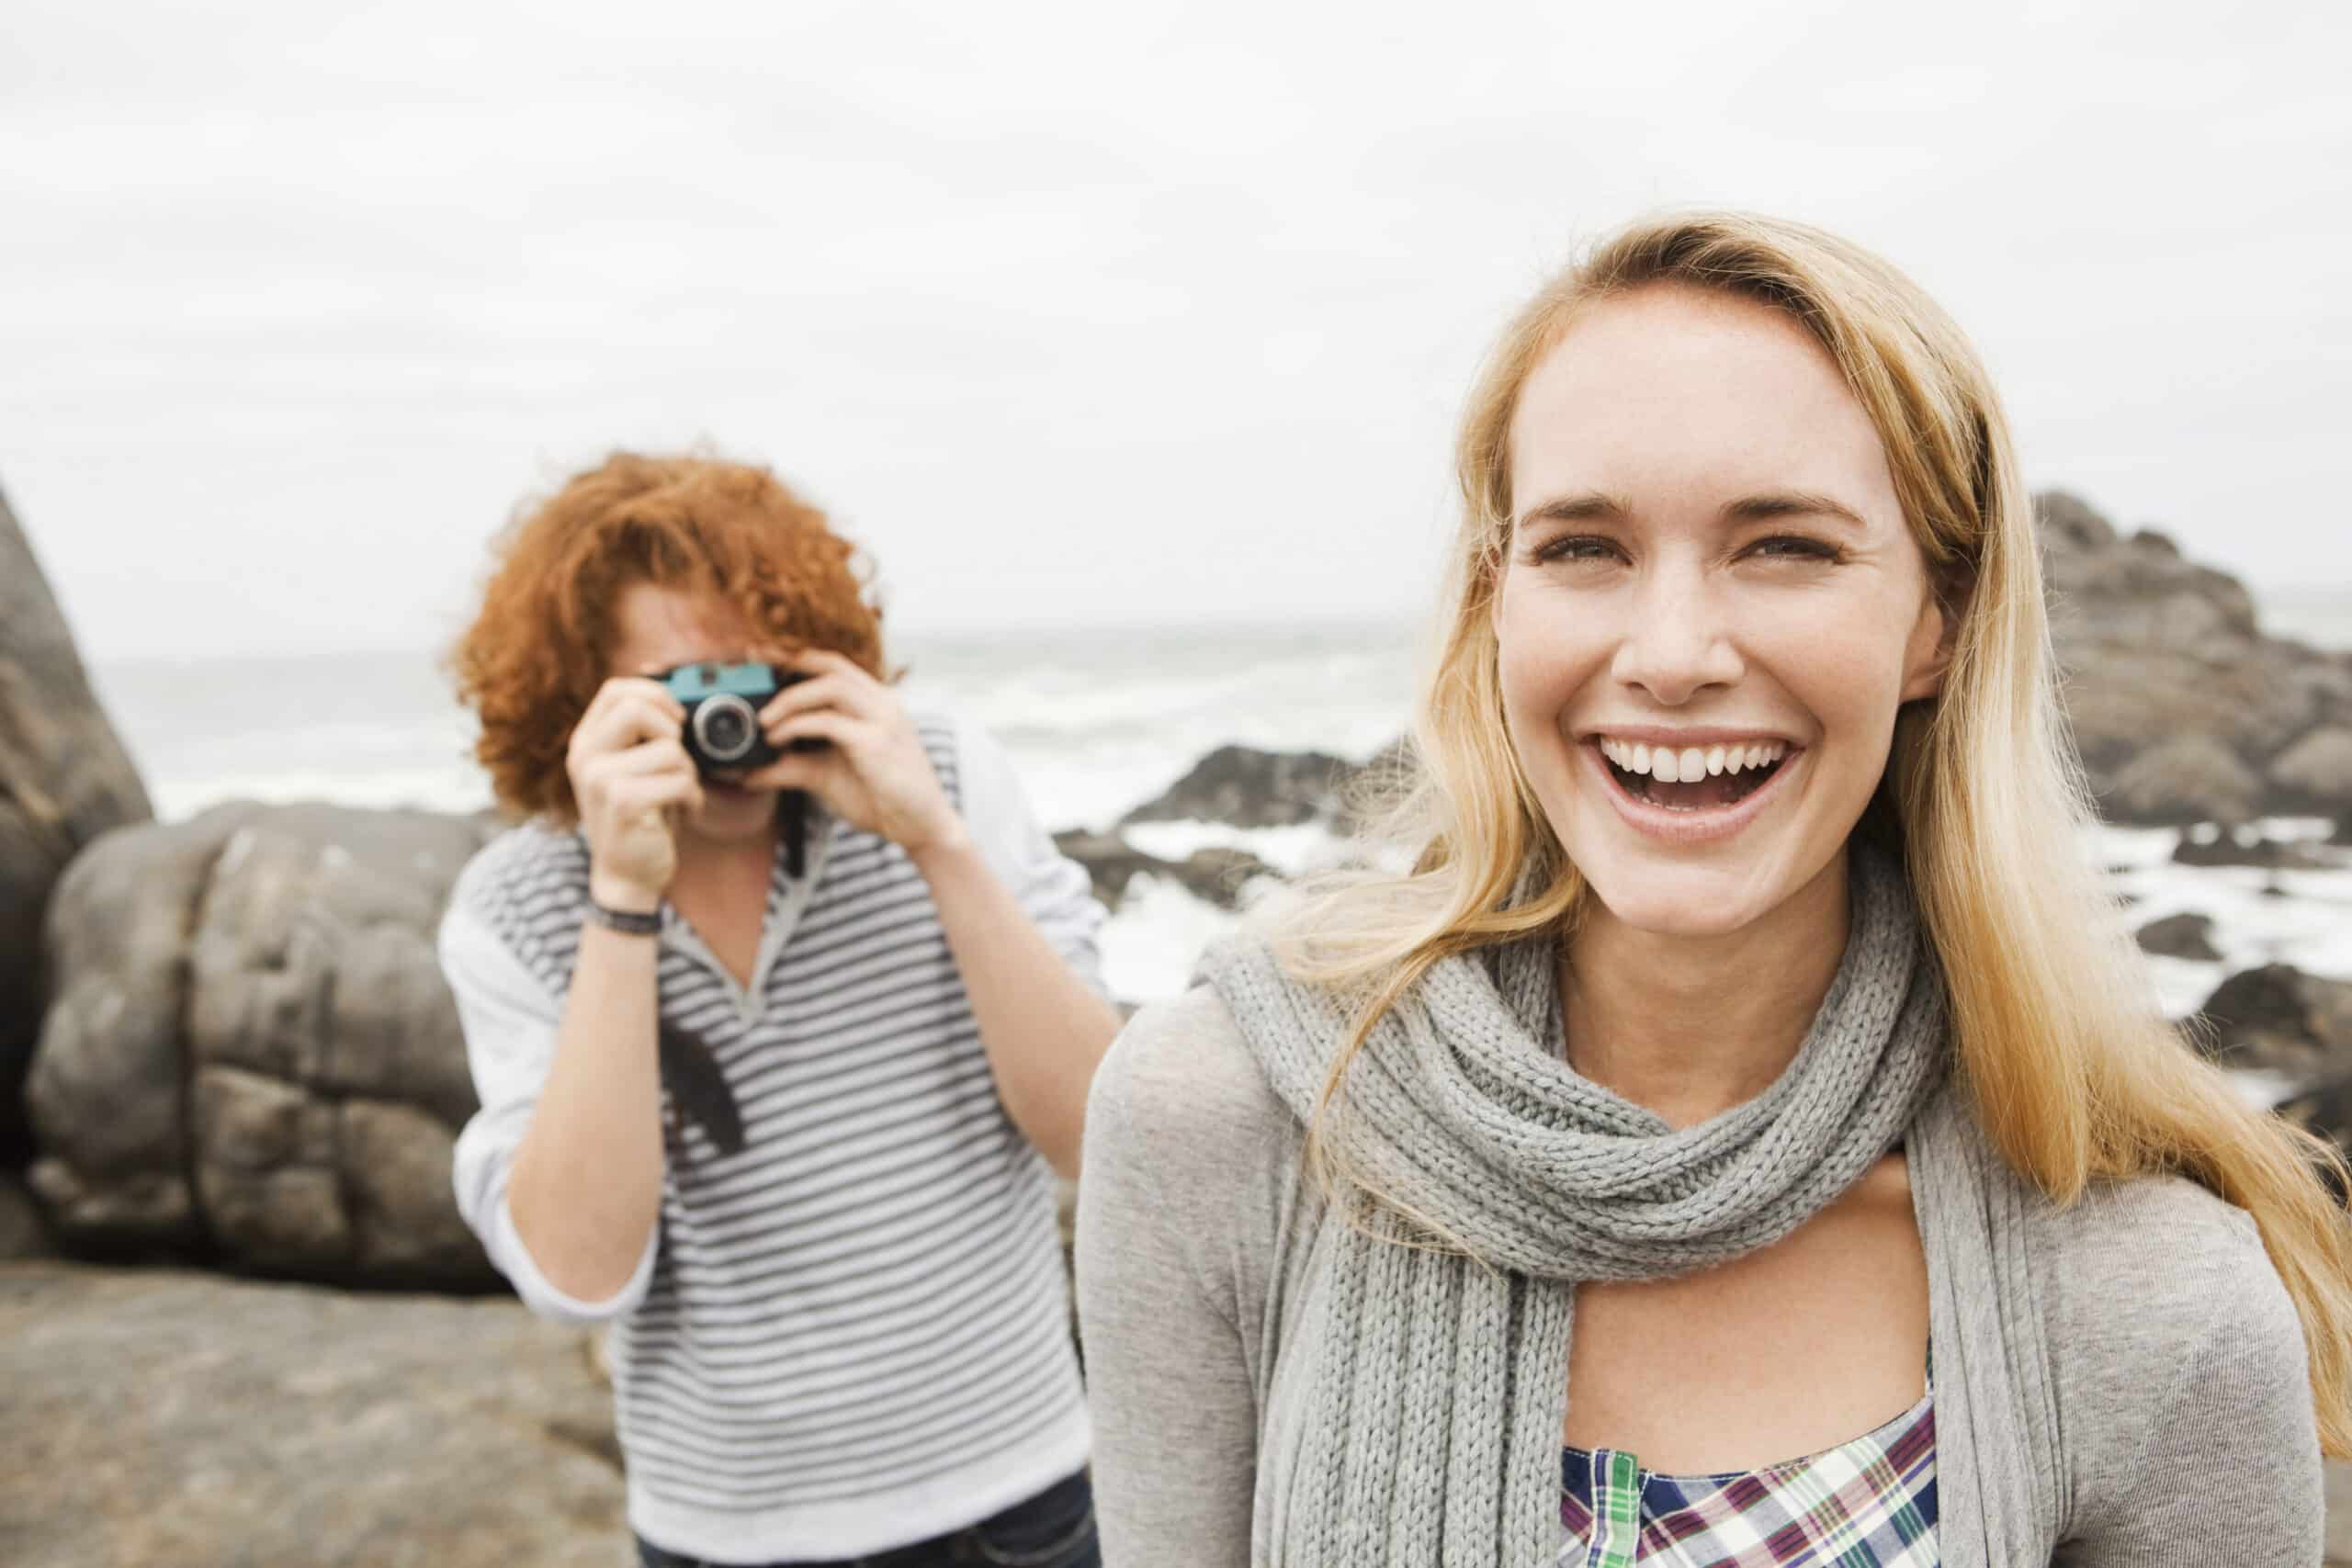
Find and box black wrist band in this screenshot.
[584,900,663,936]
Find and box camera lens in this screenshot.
[694,695,756,763]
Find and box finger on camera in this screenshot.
[579,742,693,801]
[579,694,687,760]
[759,671,862,726]
[775,651,887,709]
[605,735,696,776]
[587,674,684,729]
[768,710,865,755]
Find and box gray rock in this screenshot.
[2188,964,2352,1083]
[2171,829,2341,871]
[2134,911,2222,963]
[1121,744,1361,829]
[26,803,503,1284]
[2035,490,2119,555]
[0,481,155,1161]
[0,1172,49,1259]
[0,1260,623,1567]
[2103,736,2264,827]
[2269,727,2352,815]
[2279,1074,2352,1164]
[2037,493,2352,817]
[1053,829,1277,911]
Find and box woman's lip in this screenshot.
[1582,739,1804,844]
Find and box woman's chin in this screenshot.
[1584,881,1773,942]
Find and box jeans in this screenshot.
[636,1470,1100,1568]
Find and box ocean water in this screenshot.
[85,612,2351,1011]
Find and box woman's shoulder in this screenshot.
[2026,1167,2322,1539]
[1087,984,1301,1164]
[2030,1167,2286,1341]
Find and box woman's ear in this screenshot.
[1900,565,1972,704]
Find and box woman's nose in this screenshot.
[1607,571,1744,705]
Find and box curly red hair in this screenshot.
[450,452,888,823]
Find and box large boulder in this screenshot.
[0,1260,623,1566]
[2188,964,2352,1084]
[2102,736,2264,827]
[2268,727,2352,816]
[2037,491,2352,819]
[1121,744,1361,829]
[25,802,503,1285]
[0,482,155,1163]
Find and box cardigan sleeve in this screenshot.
[944,709,1110,996]
[441,894,659,1327]
[2050,1188,2323,1564]
[1075,991,1270,1567]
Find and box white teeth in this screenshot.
[1599,738,1788,779]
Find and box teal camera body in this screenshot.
[655,661,818,775]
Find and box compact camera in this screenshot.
[655,661,823,776]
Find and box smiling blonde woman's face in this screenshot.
[1493,283,1951,939]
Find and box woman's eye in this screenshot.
[1532,535,1621,564]
[1748,535,1842,562]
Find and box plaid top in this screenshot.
[1558,1386,1937,1567]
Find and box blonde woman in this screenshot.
[1075,212,2351,1566]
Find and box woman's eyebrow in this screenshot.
[1722,491,1870,530]
[1514,491,1634,532]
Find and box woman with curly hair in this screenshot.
[442,453,1115,1568]
[1076,212,2352,1565]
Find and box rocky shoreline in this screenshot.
[6,480,2351,1562]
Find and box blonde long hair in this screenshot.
[1279,210,2352,1454]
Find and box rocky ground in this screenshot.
[0,1261,627,1567]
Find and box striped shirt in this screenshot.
[1559,1386,1937,1566]
[442,710,1107,1562]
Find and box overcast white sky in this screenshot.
[5,0,2347,662]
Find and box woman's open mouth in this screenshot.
[1594,736,1794,813]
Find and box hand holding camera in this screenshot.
[733,649,965,856]
[565,677,707,912]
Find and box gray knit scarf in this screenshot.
[1203,845,2059,1565]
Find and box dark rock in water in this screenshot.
[0,482,155,1163]
[2188,964,2352,1082]
[25,802,503,1285]
[1121,744,1361,829]
[0,1260,623,1566]
[2278,1074,2352,1161]
[2135,911,2222,963]
[2171,830,2340,871]
[0,1173,49,1260]
[2267,727,2352,817]
[1053,829,1277,910]
[2103,736,2263,827]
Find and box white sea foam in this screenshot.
[1099,874,1246,1003]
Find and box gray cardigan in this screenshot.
[1074,986,2325,1565]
